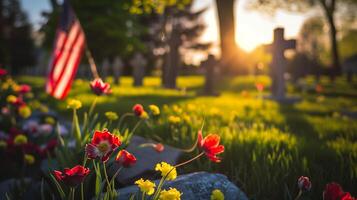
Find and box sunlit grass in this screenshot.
[17,75,357,199]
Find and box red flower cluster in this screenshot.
[133,104,144,116]
[197,131,225,162]
[90,78,111,96]
[298,176,312,191]
[54,165,90,187]
[85,129,121,162]
[115,150,137,167]
[323,182,356,200]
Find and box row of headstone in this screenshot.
[99,53,147,86]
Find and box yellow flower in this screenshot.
[155,162,177,181]
[149,105,160,116]
[186,104,195,112]
[45,117,56,125]
[182,114,190,124]
[210,189,224,200]
[209,107,220,116]
[105,111,119,121]
[168,116,181,125]
[18,106,31,118]
[159,187,181,200]
[24,154,35,165]
[6,95,17,103]
[140,111,149,120]
[0,140,7,149]
[172,105,182,114]
[163,104,169,111]
[14,134,28,145]
[67,99,82,109]
[135,178,155,195]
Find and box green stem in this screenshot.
[294,190,302,200]
[103,162,111,194]
[131,120,143,134]
[69,188,75,200]
[153,153,204,200]
[142,191,145,200]
[174,152,204,168]
[117,113,134,129]
[81,183,84,200]
[89,96,98,117]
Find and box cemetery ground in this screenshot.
[18,75,357,199]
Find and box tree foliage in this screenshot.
[0,0,35,74]
[41,0,147,62]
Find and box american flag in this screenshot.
[46,0,85,99]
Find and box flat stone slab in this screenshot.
[117,171,248,200]
[111,136,183,185]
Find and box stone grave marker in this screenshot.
[202,54,219,96]
[101,57,110,81]
[130,53,147,86]
[113,56,124,85]
[266,28,296,101]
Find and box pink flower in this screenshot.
[85,129,121,162]
[297,176,311,191]
[90,78,111,96]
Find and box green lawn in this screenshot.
[18,75,357,199]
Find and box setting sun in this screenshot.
[194,0,308,52]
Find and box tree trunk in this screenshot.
[320,0,340,80]
[326,13,340,78]
[215,0,237,74]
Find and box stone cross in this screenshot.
[130,53,147,86]
[101,58,110,81]
[113,56,124,85]
[267,28,296,99]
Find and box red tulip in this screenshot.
[54,165,90,187]
[255,83,264,92]
[90,78,111,96]
[115,150,137,167]
[298,176,311,191]
[133,104,144,116]
[323,182,355,200]
[315,84,323,93]
[197,131,224,163]
[85,129,121,162]
[154,143,164,152]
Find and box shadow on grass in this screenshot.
[278,103,357,196]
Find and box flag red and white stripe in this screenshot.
[46,0,85,99]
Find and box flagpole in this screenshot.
[85,46,100,79]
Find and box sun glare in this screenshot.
[194,0,308,53]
